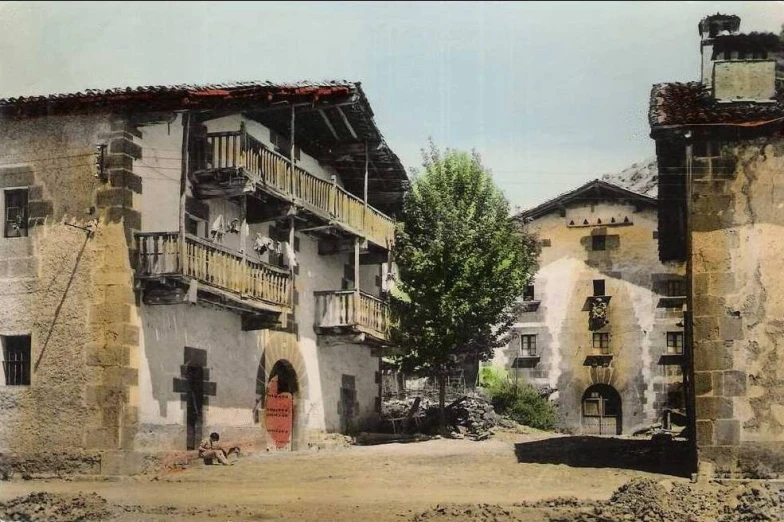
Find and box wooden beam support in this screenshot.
[318,237,368,256]
[319,109,340,140]
[336,106,359,140]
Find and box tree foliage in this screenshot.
[390,142,539,403]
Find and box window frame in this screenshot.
[591,234,606,251]
[523,284,535,301]
[666,279,686,297]
[592,332,610,353]
[593,279,606,297]
[666,331,684,354]
[4,187,29,239]
[519,334,537,357]
[2,335,31,386]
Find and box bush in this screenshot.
[484,377,556,431]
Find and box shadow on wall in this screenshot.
[514,436,690,477]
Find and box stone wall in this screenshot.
[0,114,141,472]
[690,136,784,478]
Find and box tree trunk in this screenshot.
[438,372,448,436]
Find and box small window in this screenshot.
[591,235,606,251]
[4,188,29,238]
[520,335,537,357]
[593,279,605,296]
[666,332,684,354]
[666,279,686,297]
[523,285,535,301]
[592,333,610,353]
[2,335,31,386]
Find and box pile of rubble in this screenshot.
[381,394,513,441]
[410,478,784,522]
[0,491,112,522]
[562,478,782,522]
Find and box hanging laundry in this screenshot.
[283,241,298,268]
[254,234,276,256]
[210,214,225,241]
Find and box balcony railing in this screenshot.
[135,232,292,310]
[193,130,396,250]
[314,290,389,342]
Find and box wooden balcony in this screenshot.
[190,130,396,250]
[314,290,389,344]
[135,232,291,326]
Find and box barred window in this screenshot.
[666,280,686,297]
[2,335,31,386]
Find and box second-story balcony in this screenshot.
[189,129,396,251]
[314,290,390,345]
[135,232,291,329]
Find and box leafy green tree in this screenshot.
[390,142,539,434]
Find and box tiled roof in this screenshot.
[0,80,358,107]
[515,179,656,222]
[649,82,784,128]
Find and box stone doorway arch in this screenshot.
[265,359,299,451]
[582,384,622,435]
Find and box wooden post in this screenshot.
[289,104,296,198]
[354,237,360,325]
[363,140,369,231]
[240,195,247,295]
[289,216,296,309]
[179,112,191,274]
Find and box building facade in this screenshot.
[490,180,686,436]
[650,14,784,478]
[0,81,405,474]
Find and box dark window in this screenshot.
[4,188,28,238]
[520,335,537,357]
[523,285,535,301]
[666,279,686,297]
[592,235,606,251]
[592,333,610,353]
[185,215,198,236]
[666,332,684,354]
[3,335,31,386]
[593,279,605,296]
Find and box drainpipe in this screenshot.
[683,131,699,478]
[179,112,191,274]
[354,238,361,326]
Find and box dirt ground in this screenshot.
[0,431,776,522]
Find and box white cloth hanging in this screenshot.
[210,214,225,241]
[254,234,276,255]
[283,241,298,268]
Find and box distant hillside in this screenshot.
[601,157,658,198]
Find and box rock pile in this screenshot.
[718,482,784,522]
[0,492,111,522]
[410,479,784,522]
[381,394,511,440]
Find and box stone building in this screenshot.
[650,14,784,478]
[490,180,686,435]
[0,81,405,474]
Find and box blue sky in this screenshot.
[0,1,781,209]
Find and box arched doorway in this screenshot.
[265,360,299,451]
[582,384,622,435]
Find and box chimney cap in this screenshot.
[699,13,741,37]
